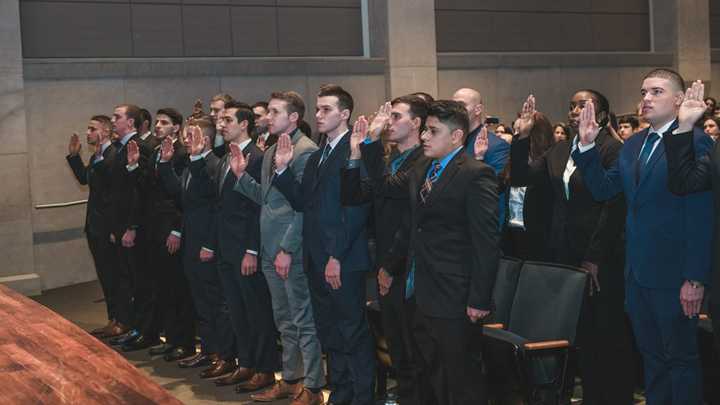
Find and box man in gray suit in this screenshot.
[231,91,325,405]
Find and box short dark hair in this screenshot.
[705,97,717,106]
[139,108,152,129]
[317,84,354,118]
[90,115,112,131]
[411,92,435,103]
[117,104,142,130]
[643,68,685,93]
[427,100,470,137]
[211,93,234,104]
[225,101,256,135]
[252,101,269,112]
[392,95,430,131]
[270,91,305,120]
[618,115,639,129]
[156,108,183,126]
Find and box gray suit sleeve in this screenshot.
[234,172,263,204]
[278,142,316,253]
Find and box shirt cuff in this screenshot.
[346,159,362,169]
[246,249,258,256]
[201,247,214,254]
[577,142,596,153]
[275,167,287,176]
[126,163,139,171]
[170,231,182,238]
[190,154,204,162]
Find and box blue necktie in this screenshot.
[637,132,659,182]
[318,143,331,167]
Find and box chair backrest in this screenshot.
[507,261,587,344]
[487,256,523,325]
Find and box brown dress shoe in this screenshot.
[291,388,325,405]
[251,380,303,402]
[199,359,236,379]
[215,367,254,386]
[91,320,114,336]
[179,352,212,368]
[235,372,276,393]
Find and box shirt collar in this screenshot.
[326,129,349,151]
[140,131,152,141]
[199,149,212,159]
[232,138,252,151]
[120,131,136,146]
[435,146,464,169]
[394,144,419,162]
[100,140,111,154]
[649,119,676,139]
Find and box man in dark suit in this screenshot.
[272,85,376,405]
[452,88,509,227]
[340,95,431,405]
[104,104,146,347]
[196,101,279,390]
[346,100,500,405]
[66,115,125,337]
[124,108,195,356]
[662,79,720,356]
[571,68,713,405]
[158,119,236,369]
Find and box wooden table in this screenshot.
[0,284,182,404]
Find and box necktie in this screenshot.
[270,148,277,181]
[318,143,331,167]
[636,132,660,182]
[419,161,442,204]
[113,140,123,155]
[219,156,230,194]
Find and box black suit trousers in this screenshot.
[86,233,116,321]
[412,311,487,405]
[217,258,280,371]
[148,240,195,348]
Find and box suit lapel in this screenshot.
[636,121,676,190]
[317,132,349,181]
[424,152,463,206]
[262,143,276,201]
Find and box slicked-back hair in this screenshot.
[411,92,435,103]
[90,115,112,131]
[117,104,142,131]
[428,100,470,139]
[392,95,430,131]
[156,108,183,126]
[225,101,256,135]
[317,84,354,118]
[211,93,234,104]
[643,68,686,93]
[270,91,305,120]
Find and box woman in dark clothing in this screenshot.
[510,91,636,405]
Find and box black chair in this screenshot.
[485,256,523,327]
[482,261,588,405]
[366,300,392,399]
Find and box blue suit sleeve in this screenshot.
[571,146,623,201]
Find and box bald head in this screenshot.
[452,88,484,131]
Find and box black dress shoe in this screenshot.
[178,352,214,368]
[121,335,161,352]
[164,346,195,362]
[148,343,176,356]
[108,329,139,346]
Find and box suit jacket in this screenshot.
[198,141,263,265]
[510,129,625,266]
[66,144,116,239]
[571,122,714,288]
[663,130,720,318]
[371,150,500,319]
[139,141,188,243]
[340,140,430,278]
[273,132,371,273]
[159,151,220,263]
[464,127,510,175]
[105,133,144,238]
[233,130,318,259]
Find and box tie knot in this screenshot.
[647,132,660,144]
[428,161,442,180]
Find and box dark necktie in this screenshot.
[636,132,659,182]
[419,161,442,204]
[318,143,332,167]
[112,140,123,155]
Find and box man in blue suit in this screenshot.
[272,84,375,405]
[571,68,713,405]
[452,88,509,226]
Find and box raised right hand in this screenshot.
[377,268,393,296]
[517,94,536,138]
[578,100,600,146]
[274,133,294,172]
[350,116,368,160]
[68,133,82,155]
[189,125,206,156]
[229,143,248,177]
[160,136,175,161]
[368,102,391,142]
[127,140,140,166]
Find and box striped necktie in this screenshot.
[419,161,442,204]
